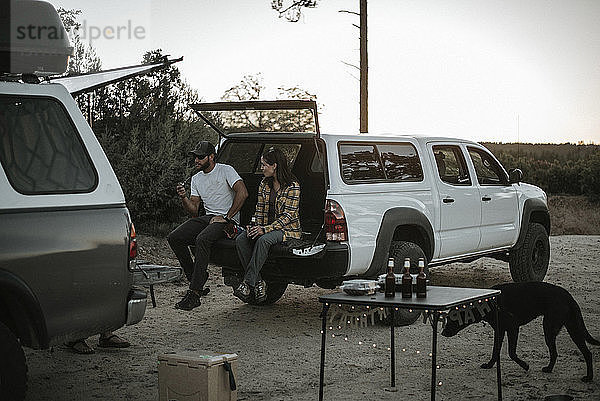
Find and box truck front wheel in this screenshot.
[0,321,27,401]
[509,222,550,282]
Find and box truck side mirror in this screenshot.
[509,168,523,184]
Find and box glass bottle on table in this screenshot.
[416,258,427,298]
[384,258,395,298]
[401,257,412,298]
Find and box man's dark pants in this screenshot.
[167,215,226,291]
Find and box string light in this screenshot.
[322,306,451,380]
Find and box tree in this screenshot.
[90,49,208,232]
[271,0,318,22]
[218,74,318,133]
[57,8,102,125]
[57,8,102,74]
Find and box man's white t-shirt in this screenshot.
[190,163,242,222]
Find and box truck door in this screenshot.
[430,144,481,258]
[466,146,519,250]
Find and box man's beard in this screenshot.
[196,160,210,172]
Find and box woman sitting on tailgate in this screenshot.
[233,147,301,303]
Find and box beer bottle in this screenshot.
[384,258,395,298]
[401,257,412,298]
[250,216,257,226]
[416,258,427,298]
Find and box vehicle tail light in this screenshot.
[324,199,348,241]
[129,223,137,260]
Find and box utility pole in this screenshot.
[360,0,368,133]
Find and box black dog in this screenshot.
[441,282,600,382]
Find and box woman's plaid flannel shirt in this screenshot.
[253,179,301,241]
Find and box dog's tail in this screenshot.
[586,332,600,346]
[573,301,600,346]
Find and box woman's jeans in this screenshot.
[235,230,283,286]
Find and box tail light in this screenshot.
[324,199,348,241]
[128,223,138,260]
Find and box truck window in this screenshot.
[0,96,97,194]
[216,142,262,173]
[377,143,423,182]
[467,147,508,185]
[339,144,385,182]
[431,145,472,186]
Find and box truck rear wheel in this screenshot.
[381,241,429,326]
[0,321,27,401]
[509,222,549,282]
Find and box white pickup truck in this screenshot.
[192,101,550,325]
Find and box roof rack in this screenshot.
[47,57,183,96]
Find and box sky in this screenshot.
[51,0,600,144]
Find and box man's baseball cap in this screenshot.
[189,141,215,159]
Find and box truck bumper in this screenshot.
[126,288,147,326]
[217,241,349,285]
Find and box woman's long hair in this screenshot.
[263,147,296,188]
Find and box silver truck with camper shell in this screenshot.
[192,101,550,324]
[0,2,179,399]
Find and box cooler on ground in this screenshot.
[158,351,238,401]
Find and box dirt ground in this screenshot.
[24,235,600,400]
